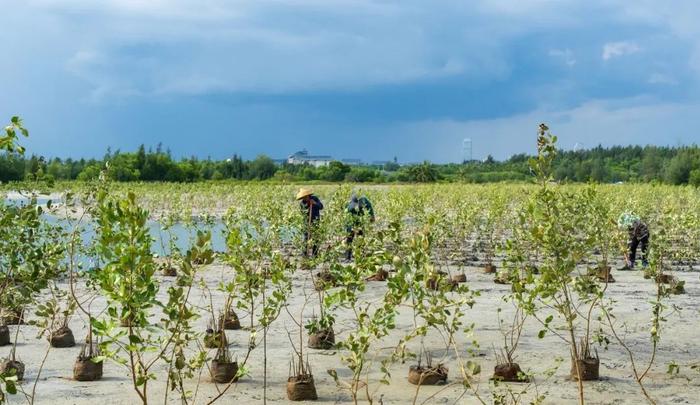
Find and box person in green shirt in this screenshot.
[618,212,649,270]
[345,193,375,261]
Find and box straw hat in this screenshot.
[296,188,313,200]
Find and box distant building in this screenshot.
[341,158,363,166]
[287,149,333,167]
[462,138,472,163]
[371,160,391,166]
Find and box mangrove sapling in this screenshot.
[647,218,685,292]
[306,313,335,350]
[326,254,398,405]
[507,124,607,405]
[206,251,290,404]
[285,294,319,401]
[0,348,24,382]
[487,344,561,405]
[0,172,66,404]
[444,210,471,282]
[25,296,75,404]
[210,201,291,405]
[156,213,182,277]
[93,193,214,404]
[65,183,109,383]
[492,306,528,383]
[306,249,344,350]
[258,251,292,405]
[401,227,475,350]
[287,357,318,401]
[407,350,448,386]
[159,236,213,405]
[32,286,78,349]
[585,189,619,283]
[210,346,238,384]
[445,307,557,405]
[220,307,241,331]
[397,229,476,405]
[74,338,104,382]
[213,226,244,331]
[204,317,227,349]
[477,194,507,274]
[600,231,674,404]
[453,200,480,270]
[91,191,163,404]
[21,288,77,404]
[570,339,599,382]
[351,217,390,282]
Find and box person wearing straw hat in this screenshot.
[296,188,324,257]
[618,212,649,270]
[344,192,375,261]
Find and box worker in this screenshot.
[296,188,323,257]
[618,212,649,270]
[345,193,375,261]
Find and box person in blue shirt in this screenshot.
[297,188,323,257]
[345,193,375,261]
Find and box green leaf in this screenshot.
[6,380,17,395]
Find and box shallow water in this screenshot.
[4,195,227,256]
[4,194,298,261]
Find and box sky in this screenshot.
[2,0,700,163]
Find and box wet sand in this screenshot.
[2,261,699,405]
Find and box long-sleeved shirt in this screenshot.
[347,196,374,219]
[300,195,323,222]
[629,220,649,241]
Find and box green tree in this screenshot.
[248,155,277,180]
[345,167,377,182]
[664,150,694,185]
[320,161,350,182]
[590,158,608,182]
[405,161,439,182]
[640,148,663,181]
[135,144,146,172]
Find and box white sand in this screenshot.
[2,262,699,405]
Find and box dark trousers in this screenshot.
[345,228,363,260]
[629,235,649,266]
[303,226,319,258]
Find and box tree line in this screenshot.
[2,143,700,184]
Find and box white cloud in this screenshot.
[648,73,678,85]
[602,41,641,60]
[5,0,617,100]
[548,48,576,66]
[394,99,700,162]
[1,0,698,104]
[6,0,521,98]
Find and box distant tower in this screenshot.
[462,138,473,163]
[573,142,584,152]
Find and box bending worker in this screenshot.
[296,188,323,258]
[345,193,375,261]
[618,212,649,270]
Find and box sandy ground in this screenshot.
[2,261,699,405]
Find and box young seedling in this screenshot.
[492,306,529,383]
